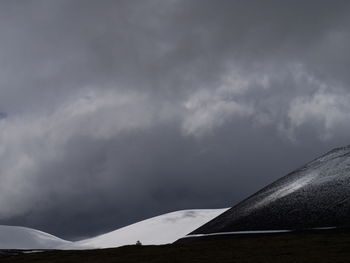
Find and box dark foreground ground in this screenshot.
[1,230,350,263]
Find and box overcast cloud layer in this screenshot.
[1,0,350,239]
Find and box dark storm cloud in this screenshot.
[1,0,350,239]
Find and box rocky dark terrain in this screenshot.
[188,146,350,236]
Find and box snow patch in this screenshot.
[250,172,317,211]
[76,208,228,248]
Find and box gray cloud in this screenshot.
[0,0,350,239]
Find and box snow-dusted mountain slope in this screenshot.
[0,225,82,250]
[77,209,228,248]
[189,145,350,236]
[0,209,227,250]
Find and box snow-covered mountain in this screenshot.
[0,225,81,250]
[188,145,350,236]
[77,209,228,248]
[0,209,227,249]
[4,145,350,249]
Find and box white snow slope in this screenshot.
[0,208,227,250]
[77,208,228,249]
[0,225,82,250]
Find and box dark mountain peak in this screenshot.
[305,145,350,169]
[190,145,350,235]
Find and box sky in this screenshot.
[1,0,350,240]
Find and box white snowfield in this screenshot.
[0,225,82,250]
[0,208,228,250]
[77,208,229,249]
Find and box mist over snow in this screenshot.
[0,0,350,239]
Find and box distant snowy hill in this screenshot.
[0,225,82,250]
[0,209,227,250]
[77,209,228,248]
